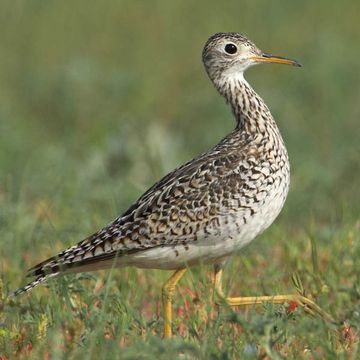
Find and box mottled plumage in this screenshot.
[13,32,300,297]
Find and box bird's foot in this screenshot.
[220,294,335,324]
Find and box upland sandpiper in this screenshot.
[12,33,330,337]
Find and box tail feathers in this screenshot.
[11,252,119,298]
[10,272,59,298]
[27,260,61,278]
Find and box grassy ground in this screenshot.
[1,0,360,358]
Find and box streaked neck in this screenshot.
[215,73,275,132]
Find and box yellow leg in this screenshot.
[213,267,335,323]
[162,268,187,338]
[213,267,225,298]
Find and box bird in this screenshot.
[12,32,331,337]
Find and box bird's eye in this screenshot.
[224,43,237,54]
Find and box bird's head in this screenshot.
[202,32,301,84]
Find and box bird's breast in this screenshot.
[207,132,289,235]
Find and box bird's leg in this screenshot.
[213,264,225,298]
[212,266,335,323]
[162,268,187,338]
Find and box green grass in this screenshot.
[1,0,360,358]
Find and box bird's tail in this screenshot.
[10,229,123,298]
[10,272,59,298]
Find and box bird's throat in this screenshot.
[216,75,275,133]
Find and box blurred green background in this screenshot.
[1,0,359,274]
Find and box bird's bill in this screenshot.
[251,53,301,67]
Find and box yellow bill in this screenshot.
[251,53,301,67]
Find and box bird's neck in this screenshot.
[216,73,277,133]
